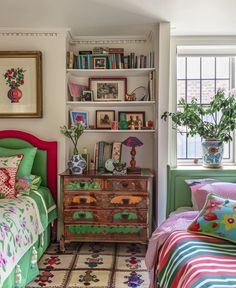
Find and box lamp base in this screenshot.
[127,167,141,174]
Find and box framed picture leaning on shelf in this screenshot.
[96,110,115,129]
[70,111,89,128]
[81,90,93,101]
[118,111,145,129]
[89,77,127,101]
[93,56,107,69]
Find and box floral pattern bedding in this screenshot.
[0,196,43,287]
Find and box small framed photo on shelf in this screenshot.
[70,111,89,127]
[96,110,115,129]
[118,111,145,129]
[89,77,127,101]
[112,142,122,161]
[93,56,107,69]
[81,90,93,101]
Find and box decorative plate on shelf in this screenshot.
[105,159,118,172]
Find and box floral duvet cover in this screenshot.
[0,196,44,287]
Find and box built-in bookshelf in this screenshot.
[65,33,158,170]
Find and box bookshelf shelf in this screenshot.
[84,129,155,133]
[67,68,155,77]
[66,101,156,106]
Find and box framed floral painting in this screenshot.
[0,51,42,118]
[70,111,89,128]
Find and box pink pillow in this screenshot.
[0,154,23,198]
[193,182,236,210]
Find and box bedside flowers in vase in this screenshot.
[60,122,87,174]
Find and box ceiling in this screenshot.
[0,0,236,36]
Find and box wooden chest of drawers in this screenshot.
[59,169,154,251]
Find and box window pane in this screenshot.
[187,57,200,79]
[177,80,186,102]
[176,54,232,163]
[216,79,230,91]
[177,57,186,79]
[187,80,200,102]
[201,80,215,104]
[216,57,229,78]
[202,57,215,79]
[177,133,187,159]
[224,142,230,159]
[187,136,202,158]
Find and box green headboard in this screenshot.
[167,165,236,216]
[0,138,47,186]
[0,130,57,204]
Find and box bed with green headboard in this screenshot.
[0,130,57,288]
[167,165,236,216]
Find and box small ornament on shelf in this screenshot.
[113,162,127,175]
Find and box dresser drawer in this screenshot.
[64,224,147,243]
[64,208,147,224]
[104,178,148,192]
[64,191,148,209]
[64,177,103,191]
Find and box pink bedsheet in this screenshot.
[145,211,199,288]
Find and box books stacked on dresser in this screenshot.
[93,141,122,173]
[66,47,154,69]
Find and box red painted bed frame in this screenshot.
[0,130,58,238]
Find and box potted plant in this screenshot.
[60,123,87,174]
[161,88,236,168]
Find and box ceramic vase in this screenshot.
[7,87,23,103]
[68,154,87,174]
[202,139,224,168]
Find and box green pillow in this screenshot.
[0,147,37,177]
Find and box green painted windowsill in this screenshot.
[171,165,236,171]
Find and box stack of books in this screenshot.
[66,48,155,69]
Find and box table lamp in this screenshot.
[122,136,143,174]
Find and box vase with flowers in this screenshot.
[60,122,87,174]
[161,88,236,168]
[4,67,26,103]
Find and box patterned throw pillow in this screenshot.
[185,178,218,210]
[188,193,236,243]
[0,154,24,198]
[16,175,42,195]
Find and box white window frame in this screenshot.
[170,36,236,167]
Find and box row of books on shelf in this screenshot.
[67,49,155,70]
[93,141,121,172]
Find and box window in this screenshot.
[177,54,234,163]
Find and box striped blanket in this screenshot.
[158,231,236,288]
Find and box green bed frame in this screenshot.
[167,165,236,216]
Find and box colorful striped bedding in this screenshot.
[157,231,236,288]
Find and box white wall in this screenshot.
[157,23,170,225]
[0,30,67,183]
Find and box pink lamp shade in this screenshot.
[122,137,143,147]
[122,137,143,174]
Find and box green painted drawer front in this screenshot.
[64,208,147,224]
[65,224,147,243]
[64,177,103,191]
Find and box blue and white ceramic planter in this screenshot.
[202,140,224,168]
[68,154,87,174]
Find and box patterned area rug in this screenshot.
[26,242,149,288]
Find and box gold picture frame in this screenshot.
[0,51,42,118]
